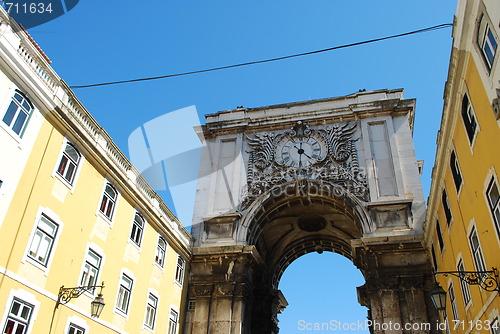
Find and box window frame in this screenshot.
[2,298,34,334]
[143,293,158,330]
[98,182,118,221]
[448,282,459,321]
[468,225,487,272]
[129,212,145,247]
[67,323,85,334]
[115,273,133,315]
[442,189,453,226]
[54,141,83,188]
[79,248,102,293]
[26,213,59,268]
[431,244,439,270]
[168,309,179,334]
[486,177,500,241]
[436,220,445,253]
[477,14,498,72]
[450,150,463,193]
[174,255,186,285]
[457,258,472,307]
[461,93,478,145]
[1,90,34,139]
[155,235,167,268]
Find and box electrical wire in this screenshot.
[70,23,453,89]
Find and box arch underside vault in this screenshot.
[240,180,365,289]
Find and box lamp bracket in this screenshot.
[434,268,499,292]
[56,282,105,307]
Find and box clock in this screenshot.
[275,134,328,168]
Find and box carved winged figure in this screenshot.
[245,133,279,170]
[326,123,357,162]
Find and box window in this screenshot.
[155,236,166,268]
[457,259,471,306]
[175,255,185,284]
[486,178,500,240]
[436,220,444,252]
[116,274,133,314]
[99,183,117,220]
[168,309,178,334]
[144,293,158,329]
[449,283,459,321]
[461,94,478,144]
[2,298,34,334]
[431,245,438,270]
[450,151,462,192]
[478,15,498,71]
[56,143,81,185]
[68,323,85,334]
[27,214,58,267]
[468,226,487,272]
[1,91,33,137]
[442,189,453,226]
[130,213,144,246]
[80,249,102,292]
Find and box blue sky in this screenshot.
[28,1,456,332]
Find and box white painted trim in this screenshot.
[482,167,500,246]
[113,268,136,320]
[64,315,89,334]
[76,242,106,298]
[127,210,145,250]
[0,84,34,146]
[0,288,40,334]
[142,288,160,332]
[466,219,488,272]
[455,254,473,310]
[153,233,167,271]
[95,179,120,226]
[21,206,64,276]
[51,137,86,194]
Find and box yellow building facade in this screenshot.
[425,0,500,332]
[0,8,191,334]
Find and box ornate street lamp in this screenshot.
[431,283,447,312]
[49,283,105,333]
[90,292,105,318]
[56,282,106,317]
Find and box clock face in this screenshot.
[275,135,328,168]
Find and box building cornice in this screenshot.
[0,9,193,255]
[202,90,415,138]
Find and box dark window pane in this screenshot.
[12,112,27,135]
[2,103,18,126]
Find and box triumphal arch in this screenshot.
[185,89,438,333]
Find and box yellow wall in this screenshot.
[0,111,188,333]
[431,54,500,332]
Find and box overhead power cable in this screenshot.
[71,23,453,89]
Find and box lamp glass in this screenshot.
[90,294,105,318]
[431,284,447,311]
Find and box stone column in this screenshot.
[184,246,261,334]
[353,236,440,334]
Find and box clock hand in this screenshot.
[294,145,305,155]
[303,152,313,160]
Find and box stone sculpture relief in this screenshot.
[242,121,369,209]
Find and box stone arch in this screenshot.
[237,179,374,246]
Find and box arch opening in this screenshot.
[277,252,368,334]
